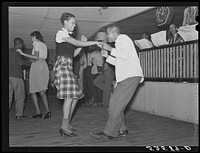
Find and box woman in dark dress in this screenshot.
[54,12,102,137]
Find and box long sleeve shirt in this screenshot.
[106,34,144,83]
[9,48,30,78]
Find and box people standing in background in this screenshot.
[73,53,85,105]
[73,54,80,79]
[17,31,51,120]
[90,25,144,140]
[53,12,102,137]
[82,49,93,105]
[93,40,115,109]
[9,38,30,119]
[78,49,88,91]
[90,32,106,106]
[22,65,31,101]
[168,24,184,44]
[47,64,56,98]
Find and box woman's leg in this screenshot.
[31,93,40,114]
[69,99,78,128]
[39,90,50,113]
[61,98,73,132]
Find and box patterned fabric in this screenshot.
[53,56,84,99]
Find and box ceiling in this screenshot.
[8,6,155,49]
[8,5,193,50]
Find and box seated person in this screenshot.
[142,32,151,40]
[168,24,184,44]
[142,32,154,45]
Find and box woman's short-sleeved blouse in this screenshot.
[32,41,48,59]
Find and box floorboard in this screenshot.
[8,97,199,147]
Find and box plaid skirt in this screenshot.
[53,56,84,99]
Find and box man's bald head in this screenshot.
[107,26,120,35]
[106,25,121,42]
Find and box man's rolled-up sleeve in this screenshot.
[106,55,116,66]
[110,36,130,60]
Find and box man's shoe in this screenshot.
[15,115,28,119]
[32,113,42,118]
[44,112,51,119]
[118,130,128,137]
[90,131,114,140]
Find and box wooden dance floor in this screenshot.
[9,97,198,147]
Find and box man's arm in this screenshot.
[16,53,31,67]
[101,50,116,66]
[106,55,116,66]
[110,38,130,60]
[102,37,130,60]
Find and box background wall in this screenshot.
[129,81,199,124]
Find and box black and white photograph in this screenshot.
[2,2,199,152]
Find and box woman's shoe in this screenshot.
[59,128,77,137]
[70,126,77,132]
[44,112,51,119]
[32,113,42,118]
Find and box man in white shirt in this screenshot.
[90,25,144,140]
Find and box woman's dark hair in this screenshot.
[30,31,45,43]
[60,12,75,26]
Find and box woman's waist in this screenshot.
[37,58,46,61]
[55,56,73,69]
[31,58,47,65]
[56,54,73,60]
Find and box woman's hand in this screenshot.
[101,43,112,51]
[16,49,23,54]
[96,41,104,48]
[81,35,87,41]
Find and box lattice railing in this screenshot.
[138,40,199,82]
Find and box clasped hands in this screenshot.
[97,42,112,58]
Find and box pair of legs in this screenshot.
[61,98,78,132]
[103,77,141,137]
[83,66,93,103]
[9,77,25,116]
[92,74,103,105]
[31,90,50,115]
[93,70,114,107]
